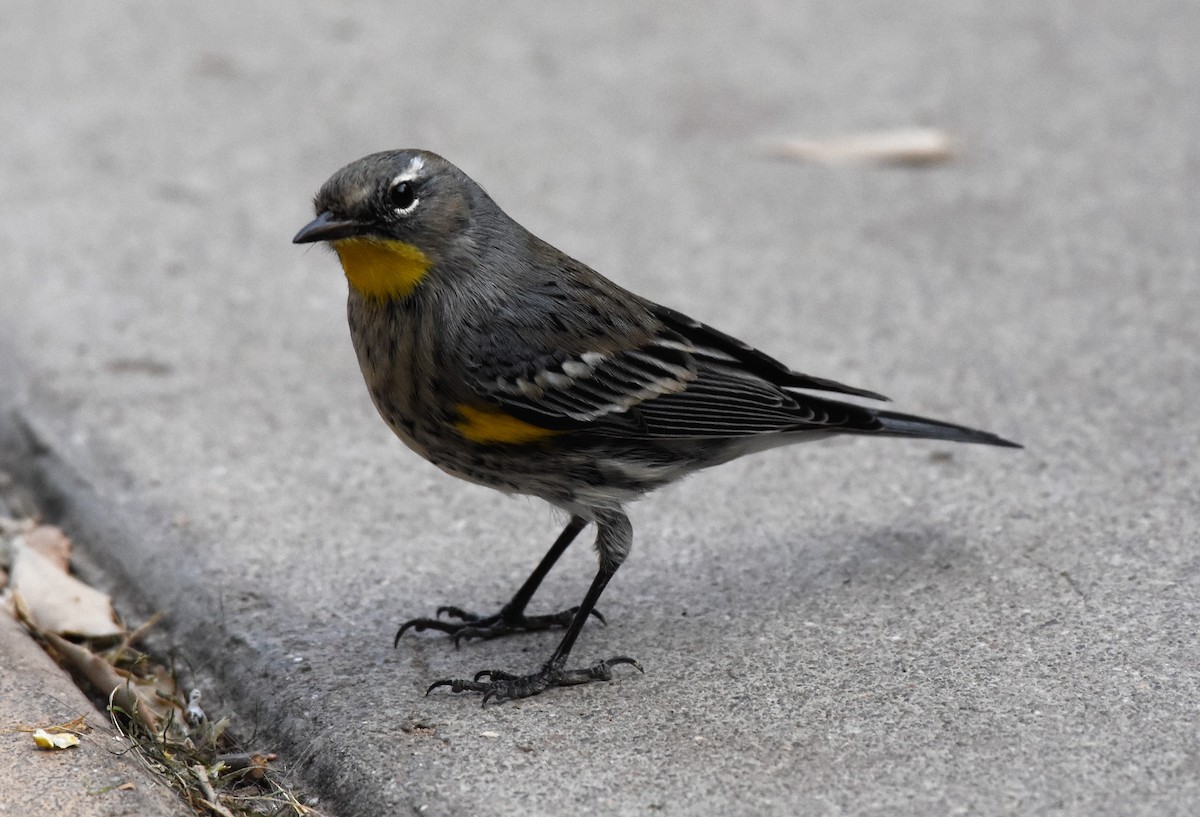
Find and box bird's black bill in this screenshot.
[292,211,366,244]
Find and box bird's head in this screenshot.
[293,149,478,301]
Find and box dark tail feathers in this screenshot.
[871,408,1022,448]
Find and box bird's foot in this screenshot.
[427,657,643,704]
[394,604,605,648]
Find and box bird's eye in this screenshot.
[388,180,417,212]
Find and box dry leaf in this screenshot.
[33,728,80,749]
[41,631,164,733]
[23,525,72,571]
[766,128,955,166]
[38,715,91,735]
[215,751,275,781]
[9,539,123,638]
[0,514,36,538]
[192,764,237,817]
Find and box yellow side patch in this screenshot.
[455,404,563,445]
[333,238,432,301]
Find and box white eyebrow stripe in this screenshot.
[391,156,425,186]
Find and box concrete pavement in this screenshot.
[1,2,1198,815]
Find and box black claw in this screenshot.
[395,603,605,648]
[426,677,486,696]
[426,657,642,704]
[436,605,479,622]
[608,656,644,673]
[394,618,432,647]
[394,615,473,647]
[451,625,497,648]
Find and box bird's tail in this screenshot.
[869,408,1022,448]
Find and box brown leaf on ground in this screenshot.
[22,524,73,571]
[40,630,164,733]
[765,127,956,166]
[5,714,92,736]
[215,751,277,782]
[9,536,123,639]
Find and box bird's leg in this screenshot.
[395,515,603,647]
[427,510,643,703]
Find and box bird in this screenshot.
[293,149,1020,704]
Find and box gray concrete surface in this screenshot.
[2,2,1198,815]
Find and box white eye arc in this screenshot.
[388,155,425,215]
[388,179,418,214]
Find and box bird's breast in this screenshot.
[347,296,442,454]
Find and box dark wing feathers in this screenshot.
[629,365,884,438]
[463,291,898,440]
[468,332,698,432]
[648,302,889,402]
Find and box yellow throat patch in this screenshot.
[455,404,563,445]
[333,238,432,301]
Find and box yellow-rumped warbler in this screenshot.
[293,149,1019,703]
